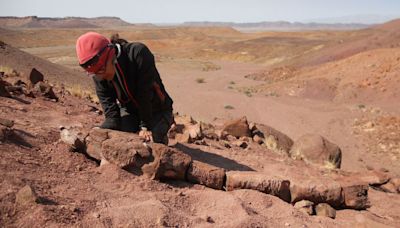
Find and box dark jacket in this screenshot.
[93,42,173,130]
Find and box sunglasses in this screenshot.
[80,45,111,73]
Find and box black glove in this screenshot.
[100,118,121,130]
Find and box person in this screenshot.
[76,32,174,144]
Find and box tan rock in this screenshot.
[253,134,264,144]
[0,118,14,128]
[187,161,225,190]
[315,203,336,219]
[289,134,342,169]
[226,171,291,202]
[175,132,191,143]
[294,200,314,215]
[15,185,38,206]
[60,127,86,152]
[142,143,192,180]
[34,81,58,101]
[221,116,251,138]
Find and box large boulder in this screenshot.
[289,134,342,169]
[221,116,251,138]
[142,143,192,180]
[257,124,294,154]
[225,171,291,202]
[186,161,225,190]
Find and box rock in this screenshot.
[341,184,369,210]
[15,185,38,206]
[201,122,218,139]
[0,79,11,97]
[175,115,195,125]
[380,181,398,193]
[315,203,336,219]
[234,140,248,149]
[294,200,314,215]
[253,134,264,144]
[186,161,225,190]
[186,123,202,140]
[175,132,191,143]
[85,128,109,160]
[0,118,14,128]
[225,171,291,202]
[142,143,192,180]
[60,128,86,152]
[257,124,293,154]
[289,134,342,169]
[34,81,58,101]
[0,125,9,142]
[221,116,251,138]
[29,68,44,85]
[101,131,151,168]
[290,178,343,208]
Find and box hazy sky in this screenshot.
[1,0,399,23]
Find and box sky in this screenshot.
[0,0,399,24]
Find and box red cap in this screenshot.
[76,32,110,65]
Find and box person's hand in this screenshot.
[139,128,153,142]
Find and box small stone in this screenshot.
[315,203,336,219]
[0,118,14,128]
[15,185,38,206]
[29,68,44,85]
[206,216,215,223]
[253,134,264,144]
[221,116,251,138]
[294,200,314,215]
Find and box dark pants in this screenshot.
[120,108,174,144]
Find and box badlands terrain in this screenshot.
[0,17,400,227]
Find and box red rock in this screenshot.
[221,116,251,138]
[341,184,369,210]
[85,128,109,160]
[186,161,225,190]
[289,134,342,169]
[290,178,343,208]
[225,171,291,202]
[34,81,58,101]
[142,143,192,180]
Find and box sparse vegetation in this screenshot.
[201,62,221,72]
[244,90,252,97]
[0,65,19,77]
[196,78,206,83]
[358,104,366,109]
[224,105,234,110]
[66,84,99,103]
[229,81,235,85]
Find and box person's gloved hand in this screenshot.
[100,118,121,130]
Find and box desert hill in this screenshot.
[0,41,92,91]
[0,16,134,29]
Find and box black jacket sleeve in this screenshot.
[93,78,121,130]
[127,43,157,129]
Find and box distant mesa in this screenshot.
[0,16,139,29]
[182,21,372,31]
